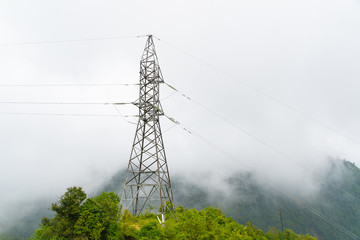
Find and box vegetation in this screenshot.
[32,187,122,240]
[223,160,360,240]
[3,159,360,239]
[30,187,315,240]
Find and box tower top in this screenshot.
[140,35,164,83]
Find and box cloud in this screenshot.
[0,0,360,235]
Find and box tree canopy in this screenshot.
[32,187,123,240]
[31,187,316,240]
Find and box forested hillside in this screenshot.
[97,159,360,240]
[32,187,315,239]
[174,160,360,240]
[1,159,359,239]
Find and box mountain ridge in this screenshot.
[2,158,360,240]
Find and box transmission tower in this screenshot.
[120,35,174,222]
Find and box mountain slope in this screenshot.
[2,159,360,239]
[174,160,360,240]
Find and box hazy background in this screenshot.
[0,0,360,233]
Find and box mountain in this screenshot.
[101,159,360,240]
[2,159,360,239]
[173,159,360,240]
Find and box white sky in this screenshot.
[0,0,360,228]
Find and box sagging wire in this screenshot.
[162,124,178,134]
[0,101,133,105]
[0,35,148,47]
[112,104,137,125]
[163,81,360,204]
[0,112,124,117]
[160,91,177,102]
[161,111,359,240]
[154,36,360,147]
[0,83,139,87]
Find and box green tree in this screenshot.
[51,186,87,225]
[32,187,124,240]
[33,186,87,239]
[74,191,124,239]
[138,222,163,240]
[32,186,316,240]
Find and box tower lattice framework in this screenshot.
[121,35,174,218]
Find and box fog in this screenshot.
[0,0,360,234]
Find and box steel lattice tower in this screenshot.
[120,35,174,220]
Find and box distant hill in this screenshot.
[2,159,360,240]
[100,159,360,240]
[172,159,360,240]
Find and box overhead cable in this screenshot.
[0,35,147,47]
[160,90,177,101]
[0,83,139,87]
[155,36,360,146]
[0,101,132,105]
[162,112,359,240]
[164,82,360,203]
[0,112,137,118]
[112,104,137,125]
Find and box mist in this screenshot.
[1,0,360,236]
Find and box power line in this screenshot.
[160,39,360,219]
[0,101,133,105]
[155,37,360,147]
[112,104,137,125]
[0,112,137,117]
[0,83,139,87]
[162,112,359,240]
[160,90,177,101]
[164,82,360,203]
[162,123,178,134]
[0,35,147,47]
